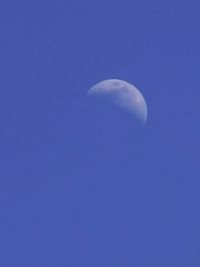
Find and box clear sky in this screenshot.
[0,0,199,266]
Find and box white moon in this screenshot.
[88,79,147,125]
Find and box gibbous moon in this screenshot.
[88,79,147,125]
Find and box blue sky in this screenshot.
[0,0,200,266]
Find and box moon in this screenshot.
[88,79,147,125]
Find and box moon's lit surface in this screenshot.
[88,79,147,125]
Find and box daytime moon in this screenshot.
[88,79,147,125]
